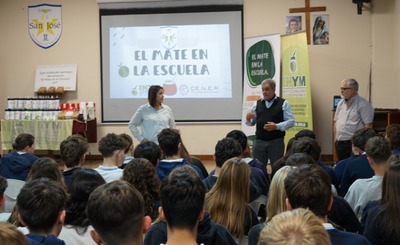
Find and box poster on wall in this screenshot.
[241,34,281,138]
[28,4,62,49]
[281,31,313,141]
[286,16,302,34]
[312,14,329,45]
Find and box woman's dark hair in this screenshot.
[122,158,160,220]
[65,168,106,234]
[12,133,35,151]
[148,85,163,107]
[377,154,400,240]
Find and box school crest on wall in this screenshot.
[28,4,62,49]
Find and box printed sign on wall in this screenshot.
[28,4,62,49]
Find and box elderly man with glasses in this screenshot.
[333,78,374,161]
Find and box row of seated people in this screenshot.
[0,125,400,244]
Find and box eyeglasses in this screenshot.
[340,87,352,91]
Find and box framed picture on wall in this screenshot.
[312,14,329,45]
[286,16,302,34]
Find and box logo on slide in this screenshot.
[28,4,62,49]
[160,26,178,50]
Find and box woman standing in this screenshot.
[128,85,175,144]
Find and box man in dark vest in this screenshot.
[246,79,295,167]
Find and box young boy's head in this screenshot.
[119,133,134,155]
[16,178,67,235]
[98,133,126,165]
[133,141,161,167]
[157,128,181,157]
[60,134,89,168]
[159,165,206,232]
[86,180,151,245]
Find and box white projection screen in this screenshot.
[100,5,243,122]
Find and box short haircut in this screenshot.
[119,133,133,155]
[365,136,391,164]
[285,164,332,217]
[86,180,144,244]
[12,133,34,151]
[148,85,163,107]
[294,129,316,140]
[26,157,66,189]
[157,128,181,157]
[286,153,317,167]
[65,168,106,227]
[160,165,205,230]
[60,135,89,168]
[258,208,330,245]
[98,133,126,158]
[342,78,359,91]
[17,178,67,233]
[351,128,377,151]
[385,124,400,150]
[122,158,160,220]
[0,222,28,245]
[214,138,242,168]
[290,137,321,162]
[261,79,276,90]
[133,140,161,167]
[226,129,248,152]
[0,176,7,196]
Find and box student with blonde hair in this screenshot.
[258,208,331,245]
[205,157,258,244]
[0,222,28,245]
[248,166,293,245]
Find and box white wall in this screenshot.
[1,0,398,157]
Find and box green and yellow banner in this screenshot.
[281,31,313,141]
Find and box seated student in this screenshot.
[59,135,89,188]
[285,164,371,245]
[362,155,400,244]
[202,137,262,202]
[206,157,259,244]
[122,158,160,221]
[0,176,12,222]
[156,128,204,181]
[180,141,209,178]
[86,180,151,245]
[158,166,206,245]
[94,133,125,182]
[58,168,105,245]
[258,208,331,245]
[16,178,67,245]
[119,133,134,168]
[133,140,161,168]
[345,136,391,220]
[340,128,377,197]
[0,133,38,181]
[385,123,400,154]
[0,222,28,245]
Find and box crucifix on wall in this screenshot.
[289,0,327,44]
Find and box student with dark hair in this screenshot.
[362,156,400,244]
[285,164,371,245]
[385,123,400,154]
[340,128,377,196]
[202,137,262,202]
[86,180,151,245]
[26,158,66,189]
[60,134,89,187]
[128,85,175,144]
[58,168,105,244]
[0,133,38,181]
[119,133,134,168]
[345,136,391,220]
[0,176,10,222]
[156,128,204,181]
[144,166,236,245]
[180,141,209,178]
[94,133,126,182]
[133,140,161,168]
[122,158,160,220]
[17,178,67,245]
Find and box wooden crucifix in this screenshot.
[289,0,327,44]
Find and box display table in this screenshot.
[1,120,73,151]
